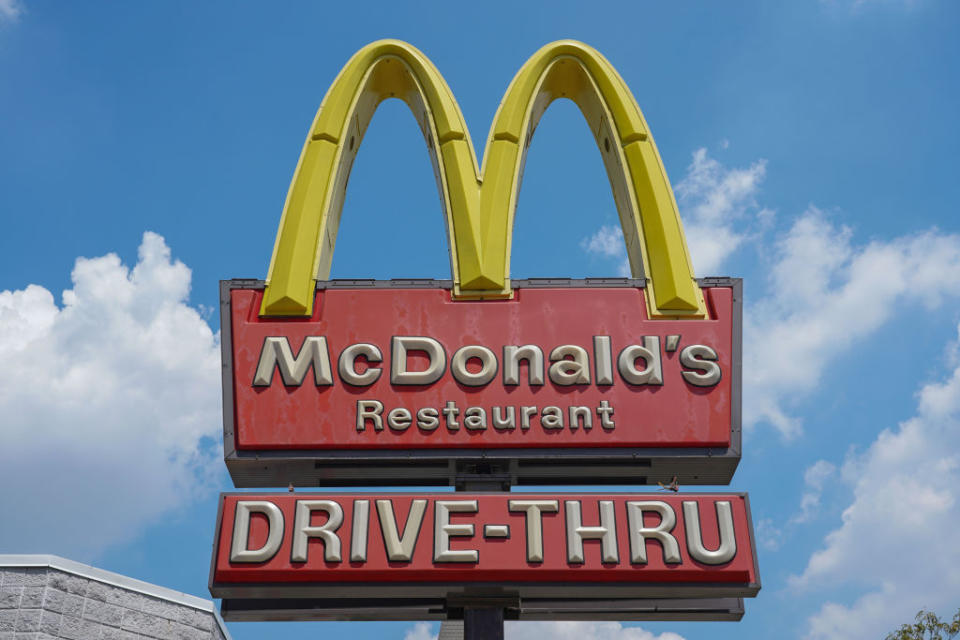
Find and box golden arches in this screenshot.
[261,39,705,318]
[260,40,484,316]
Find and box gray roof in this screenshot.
[0,553,230,639]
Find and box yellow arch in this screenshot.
[261,39,705,318]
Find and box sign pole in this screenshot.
[463,607,504,640]
[455,475,510,640]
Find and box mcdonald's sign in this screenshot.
[210,491,760,621]
[221,40,743,488]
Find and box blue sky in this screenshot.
[2,1,959,639]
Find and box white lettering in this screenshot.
[291,500,343,563]
[680,345,721,387]
[338,343,382,386]
[464,407,487,430]
[434,500,479,563]
[253,336,333,387]
[417,407,439,431]
[549,345,591,385]
[230,501,284,563]
[626,501,681,564]
[565,500,618,564]
[508,499,559,562]
[541,406,563,430]
[376,499,427,561]
[356,400,383,431]
[617,336,663,385]
[391,336,445,385]
[683,501,736,565]
[503,345,544,386]
[387,407,412,431]
[451,345,497,386]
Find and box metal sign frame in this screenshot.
[208,491,760,622]
[219,596,746,622]
[220,277,742,489]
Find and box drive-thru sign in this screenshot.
[211,492,759,621]
[212,39,758,627]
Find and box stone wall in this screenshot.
[0,556,229,640]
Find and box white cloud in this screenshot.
[790,460,838,524]
[0,0,23,22]
[825,0,922,11]
[581,225,630,276]
[675,148,766,227]
[674,147,767,275]
[400,621,685,640]
[580,148,767,278]
[790,326,960,638]
[757,459,837,551]
[403,622,437,640]
[755,517,784,551]
[580,147,960,440]
[577,141,960,638]
[582,225,626,259]
[0,232,221,560]
[506,622,684,640]
[745,209,960,437]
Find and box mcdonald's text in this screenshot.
[225,283,738,451]
[255,329,720,435]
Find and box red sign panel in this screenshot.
[227,284,736,451]
[210,492,759,600]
